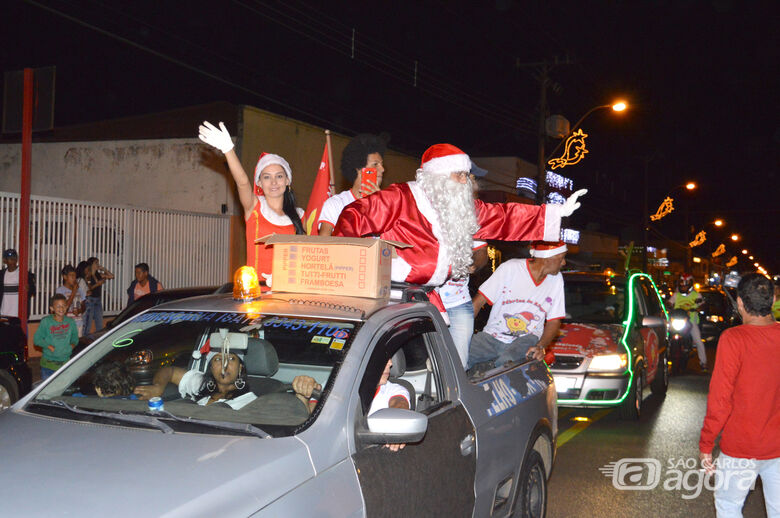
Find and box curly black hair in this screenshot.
[93,361,136,397]
[737,273,773,317]
[340,133,388,184]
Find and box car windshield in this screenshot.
[30,310,358,437]
[563,277,626,323]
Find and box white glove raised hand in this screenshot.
[198,121,234,154]
[560,188,588,217]
[261,273,272,288]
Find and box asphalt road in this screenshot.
[547,345,769,518]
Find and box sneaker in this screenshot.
[700,364,709,373]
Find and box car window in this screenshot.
[633,284,648,316]
[357,318,439,416]
[640,279,664,316]
[30,310,359,438]
[563,278,626,323]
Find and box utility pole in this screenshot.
[536,65,549,204]
[516,56,571,205]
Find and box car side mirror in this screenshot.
[356,408,428,445]
[641,315,665,327]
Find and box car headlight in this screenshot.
[588,353,628,372]
[670,318,687,331]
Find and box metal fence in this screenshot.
[1,192,230,320]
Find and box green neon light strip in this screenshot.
[557,272,649,406]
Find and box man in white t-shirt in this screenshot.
[318,134,387,236]
[0,248,35,322]
[467,241,568,373]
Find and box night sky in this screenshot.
[2,0,777,273]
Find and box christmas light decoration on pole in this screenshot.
[548,129,589,169]
[650,197,674,221]
[689,231,707,248]
[726,256,738,267]
[712,244,726,257]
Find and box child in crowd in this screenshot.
[56,264,86,336]
[34,294,79,380]
[92,361,138,399]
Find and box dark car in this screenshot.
[74,284,232,355]
[0,319,33,410]
[697,287,739,344]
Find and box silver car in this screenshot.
[1,288,557,517]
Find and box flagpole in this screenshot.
[325,130,335,195]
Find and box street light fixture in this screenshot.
[714,219,724,227]
[685,182,697,191]
[741,249,748,255]
[730,234,740,242]
[546,100,629,162]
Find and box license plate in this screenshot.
[553,376,578,392]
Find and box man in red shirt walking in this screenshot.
[699,273,780,517]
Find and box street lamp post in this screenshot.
[538,101,627,204]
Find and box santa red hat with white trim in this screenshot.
[417,143,472,176]
[529,241,567,258]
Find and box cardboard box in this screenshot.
[257,235,410,298]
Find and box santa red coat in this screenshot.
[333,181,563,286]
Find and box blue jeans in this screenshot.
[83,296,104,334]
[446,301,474,369]
[714,453,780,518]
[467,332,539,369]
[40,367,56,381]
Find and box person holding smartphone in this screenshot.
[317,133,387,236]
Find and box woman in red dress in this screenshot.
[198,121,305,286]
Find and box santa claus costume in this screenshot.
[333,143,584,286]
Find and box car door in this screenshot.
[350,314,477,517]
[637,277,666,382]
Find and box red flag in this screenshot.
[304,143,332,235]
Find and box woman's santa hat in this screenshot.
[417,143,471,176]
[529,241,567,258]
[254,153,292,196]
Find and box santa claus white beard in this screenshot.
[416,172,480,279]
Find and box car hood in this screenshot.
[0,409,318,517]
[551,322,624,358]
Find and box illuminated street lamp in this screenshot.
[545,100,629,167]
[741,249,748,254]
[713,219,724,227]
[685,182,697,191]
[730,234,740,242]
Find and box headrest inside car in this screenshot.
[244,338,279,377]
[389,349,406,378]
[209,332,248,351]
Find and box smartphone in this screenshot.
[360,167,378,197]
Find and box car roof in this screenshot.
[149,291,403,322]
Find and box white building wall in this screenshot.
[0,138,237,216]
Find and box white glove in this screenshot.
[560,188,588,217]
[261,273,272,288]
[198,121,234,154]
